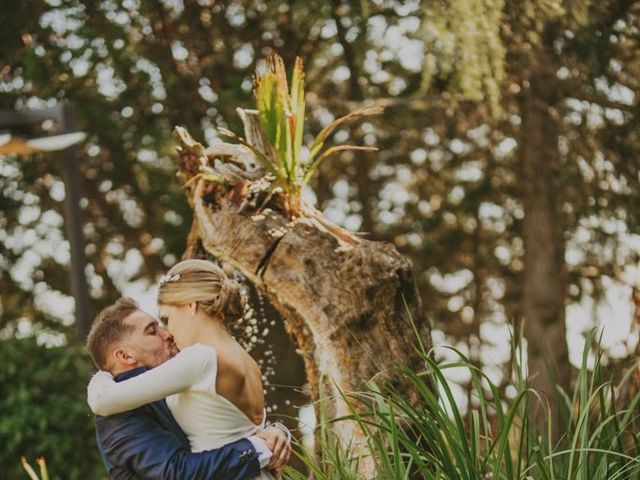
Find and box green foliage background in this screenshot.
[0,0,639,477]
[0,338,103,479]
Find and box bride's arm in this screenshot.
[87,344,216,416]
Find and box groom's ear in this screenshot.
[113,347,137,366]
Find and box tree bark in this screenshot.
[176,111,433,468]
[519,68,570,431]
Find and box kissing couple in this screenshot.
[86,259,292,479]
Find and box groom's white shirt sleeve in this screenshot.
[247,436,273,468]
[247,422,292,468]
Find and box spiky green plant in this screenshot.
[221,54,382,216]
[284,332,640,479]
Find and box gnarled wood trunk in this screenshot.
[177,110,432,468]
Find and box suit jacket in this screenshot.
[95,366,261,479]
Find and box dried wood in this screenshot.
[176,109,433,470]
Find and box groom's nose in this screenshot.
[160,329,179,355]
[158,327,172,341]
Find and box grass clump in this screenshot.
[286,334,640,479]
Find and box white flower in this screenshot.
[159,273,181,287]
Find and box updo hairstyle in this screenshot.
[158,259,245,326]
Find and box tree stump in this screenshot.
[176,109,433,469]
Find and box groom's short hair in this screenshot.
[87,297,139,369]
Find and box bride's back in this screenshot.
[215,339,265,425]
[164,343,265,453]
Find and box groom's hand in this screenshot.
[255,425,291,470]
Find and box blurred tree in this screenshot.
[1,0,639,449]
[306,1,640,432]
[0,0,333,468]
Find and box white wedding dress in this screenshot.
[88,343,274,479]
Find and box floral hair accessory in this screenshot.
[159,273,181,287]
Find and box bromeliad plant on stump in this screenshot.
[221,55,380,221]
[177,55,381,244]
[173,54,432,475]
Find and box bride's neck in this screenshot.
[189,314,233,346]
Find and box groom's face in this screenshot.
[121,310,179,368]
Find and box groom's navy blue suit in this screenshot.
[95,367,261,480]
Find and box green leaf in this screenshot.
[254,72,280,150]
[290,57,306,174]
[303,145,377,187]
[308,105,383,159]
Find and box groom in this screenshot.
[86,297,291,479]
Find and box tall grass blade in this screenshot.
[21,457,39,480]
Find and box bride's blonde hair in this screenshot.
[158,259,245,326]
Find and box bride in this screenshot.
[87,259,287,479]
